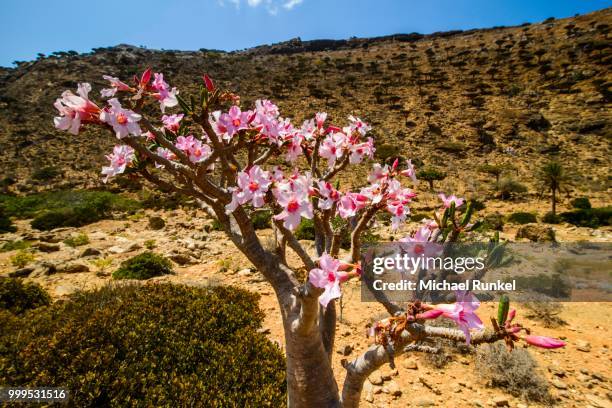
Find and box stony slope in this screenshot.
[0,9,610,198]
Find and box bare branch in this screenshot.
[341,324,504,407]
[273,219,316,271]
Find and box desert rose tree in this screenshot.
[53,70,566,407]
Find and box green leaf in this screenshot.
[460,201,474,227]
[497,294,510,326]
[176,94,192,114]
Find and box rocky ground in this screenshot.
[1,194,610,408]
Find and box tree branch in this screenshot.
[341,324,504,407]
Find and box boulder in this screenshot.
[80,247,102,257]
[515,223,556,242]
[148,216,166,230]
[58,262,90,274]
[35,242,60,252]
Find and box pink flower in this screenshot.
[284,132,304,162]
[162,113,184,132]
[387,200,408,230]
[151,73,178,112]
[416,309,444,320]
[100,75,131,97]
[319,132,346,168]
[101,145,135,182]
[523,335,566,349]
[174,135,211,163]
[438,193,465,209]
[348,115,371,136]
[203,74,215,92]
[400,159,418,185]
[255,99,279,119]
[187,139,211,164]
[436,291,484,345]
[273,183,313,231]
[315,112,327,129]
[219,105,252,138]
[337,192,369,219]
[226,165,271,213]
[308,253,349,307]
[399,226,443,263]
[53,83,101,135]
[175,135,197,151]
[100,98,142,139]
[154,147,176,168]
[349,137,375,164]
[317,181,341,210]
[368,164,391,183]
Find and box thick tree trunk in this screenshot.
[284,314,341,407]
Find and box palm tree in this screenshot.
[537,161,572,215]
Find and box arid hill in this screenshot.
[0,8,610,198]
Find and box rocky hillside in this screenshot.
[0,8,610,197]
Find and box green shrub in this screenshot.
[476,343,552,403]
[63,233,90,247]
[0,277,51,314]
[0,284,286,406]
[0,208,15,233]
[417,167,447,190]
[507,212,537,224]
[436,141,466,153]
[295,218,316,241]
[374,144,403,164]
[481,212,504,231]
[542,211,562,224]
[496,178,527,199]
[252,210,272,230]
[560,206,611,228]
[0,190,139,231]
[31,166,62,181]
[570,197,591,209]
[1,240,31,252]
[510,273,571,298]
[10,250,35,268]
[112,252,174,280]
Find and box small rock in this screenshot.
[368,372,383,386]
[386,380,401,397]
[127,242,142,252]
[58,262,90,274]
[35,242,60,252]
[576,340,592,352]
[337,345,353,356]
[364,380,374,403]
[9,267,34,278]
[551,379,568,389]
[148,216,166,230]
[585,394,609,408]
[107,245,126,254]
[237,268,252,276]
[80,247,102,257]
[39,233,61,243]
[169,253,192,265]
[414,397,435,407]
[492,396,509,407]
[472,400,484,408]
[402,358,418,370]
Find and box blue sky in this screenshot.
[0,0,609,67]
